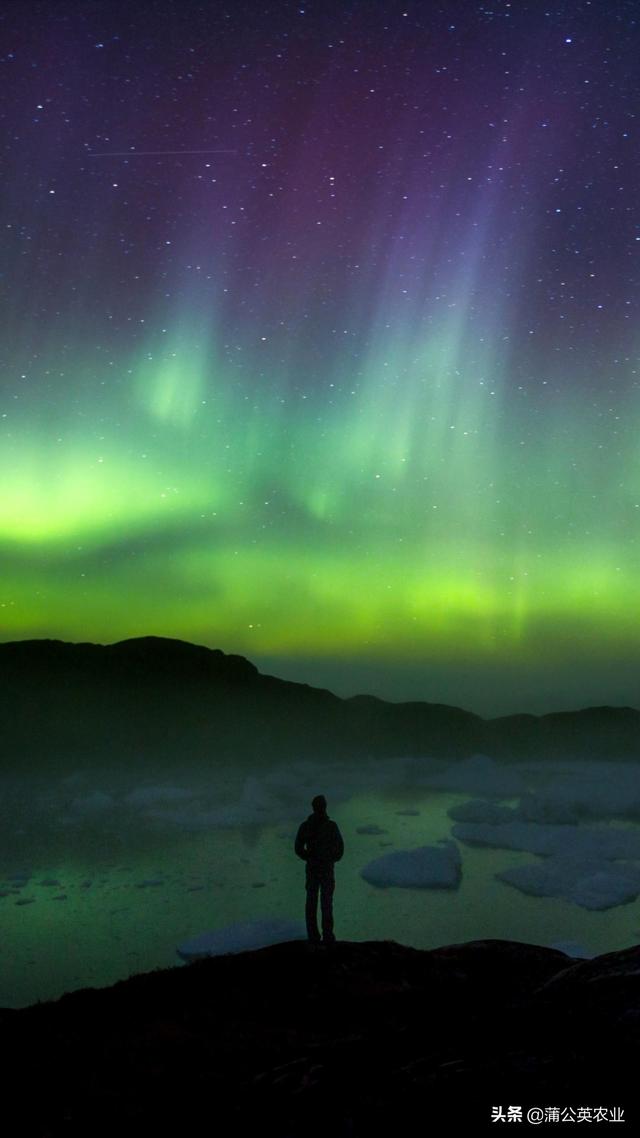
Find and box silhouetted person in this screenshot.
[295,794,344,944]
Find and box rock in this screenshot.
[0,938,638,1133]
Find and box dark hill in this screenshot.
[0,637,637,773]
[1,937,637,1135]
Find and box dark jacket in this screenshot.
[295,813,344,868]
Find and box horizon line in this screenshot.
[0,634,637,719]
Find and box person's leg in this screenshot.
[305,870,321,942]
[320,871,335,943]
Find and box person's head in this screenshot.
[311,794,327,815]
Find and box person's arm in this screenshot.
[294,823,308,860]
[333,823,344,862]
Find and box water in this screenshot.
[1,760,639,1007]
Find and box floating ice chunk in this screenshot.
[548,940,595,959]
[126,785,196,807]
[518,763,640,822]
[498,855,640,911]
[448,800,515,824]
[135,879,165,888]
[452,820,640,860]
[356,824,387,835]
[137,757,442,833]
[147,774,289,830]
[145,806,231,830]
[420,755,527,797]
[176,917,306,961]
[69,792,114,815]
[516,792,579,825]
[361,839,461,889]
[497,856,581,897]
[572,869,640,910]
[451,821,561,855]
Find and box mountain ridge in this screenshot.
[0,636,637,771]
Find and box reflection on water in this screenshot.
[1,758,639,1008]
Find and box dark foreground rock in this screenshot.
[1,938,638,1135]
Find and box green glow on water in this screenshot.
[2,785,637,1008]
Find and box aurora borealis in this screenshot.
[1,0,639,714]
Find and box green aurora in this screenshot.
[1,1,639,715]
[2,310,638,714]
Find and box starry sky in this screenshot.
[1,0,639,716]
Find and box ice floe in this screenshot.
[419,754,528,797]
[548,940,595,959]
[361,839,461,889]
[448,800,514,825]
[451,820,640,860]
[125,785,196,807]
[498,856,640,911]
[176,917,306,960]
[451,810,640,911]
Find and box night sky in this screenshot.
[1,0,639,715]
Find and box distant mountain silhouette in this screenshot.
[0,636,637,773]
[1,937,637,1134]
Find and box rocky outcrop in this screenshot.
[1,938,637,1135]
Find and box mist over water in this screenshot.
[2,752,639,1008]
